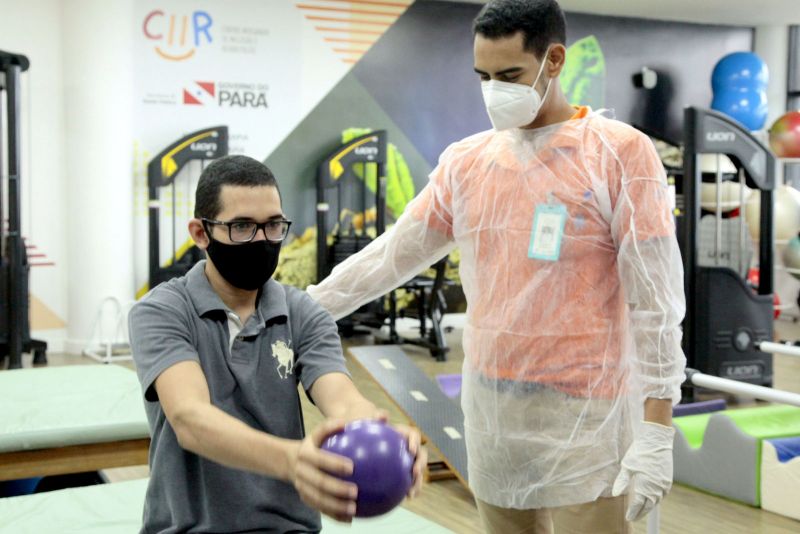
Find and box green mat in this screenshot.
[673,405,800,505]
[674,405,800,449]
[0,479,148,534]
[0,478,452,533]
[322,506,452,533]
[0,365,149,453]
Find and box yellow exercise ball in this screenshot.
[745,185,800,241]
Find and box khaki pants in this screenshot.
[476,496,631,534]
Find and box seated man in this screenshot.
[129,155,425,533]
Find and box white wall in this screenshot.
[752,25,800,320]
[0,0,68,352]
[755,25,790,127]
[1,0,135,356]
[63,0,135,354]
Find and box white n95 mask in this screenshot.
[481,51,553,131]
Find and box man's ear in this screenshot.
[189,219,209,250]
[546,43,567,78]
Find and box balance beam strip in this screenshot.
[348,346,469,488]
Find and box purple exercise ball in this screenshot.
[321,420,414,518]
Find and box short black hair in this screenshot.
[194,155,280,219]
[472,0,566,58]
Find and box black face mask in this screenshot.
[205,237,281,291]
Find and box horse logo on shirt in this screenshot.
[271,340,294,379]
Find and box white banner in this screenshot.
[132,0,356,295]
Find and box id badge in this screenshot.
[528,203,567,261]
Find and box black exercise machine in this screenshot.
[0,50,47,369]
[681,107,775,387]
[147,126,228,291]
[316,131,451,360]
[316,131,387,283]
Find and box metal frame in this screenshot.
[784,25,800,186]
[682,107,776,386]
[316,130,388,283]
[0,50,46,369]
[316,132,450,360]
[147,126,228,291]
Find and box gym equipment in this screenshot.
[711,52,769,131]
[82,297,133,363]
[700,181,750,213]
[686,366,800,405]
[317,132,451,360]
[0,365,149,481]
[386,258,452,361]
[744,185,800,242]
[316,131,390,336]
[782,235,800,280]
[673,403,800,506]
[0,478,451,534]
[671,398,727,418]
[321,419,414,517]
[147,126,228,292]
[317,130,388,283]
[754,339,800,361]
[698,153,747,213]
[768,110,800,158]
[0,50,47,369]
[672,368,800,509]
[761,436,800,520]
[681,107,776,387]
[746,267,782,318]
[696,155,755,275]
[348,346,468,487]
[697,215,753,277]
[435,373,462,400]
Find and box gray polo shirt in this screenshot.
[129,261,349,533]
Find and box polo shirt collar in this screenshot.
[186,261,288,322]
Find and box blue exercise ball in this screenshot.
[711,52,769,131]
[712,52,769,91]
[711,88,768,131]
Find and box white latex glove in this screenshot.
[611,421,675,521]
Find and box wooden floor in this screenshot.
[13,317,800,533]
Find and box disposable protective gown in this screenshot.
[308,109,686,508]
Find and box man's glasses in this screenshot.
[202,218,292,243]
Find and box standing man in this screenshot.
[129,155,425,533]
[307,1,686,532]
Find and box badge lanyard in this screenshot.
[528,196,567,261]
